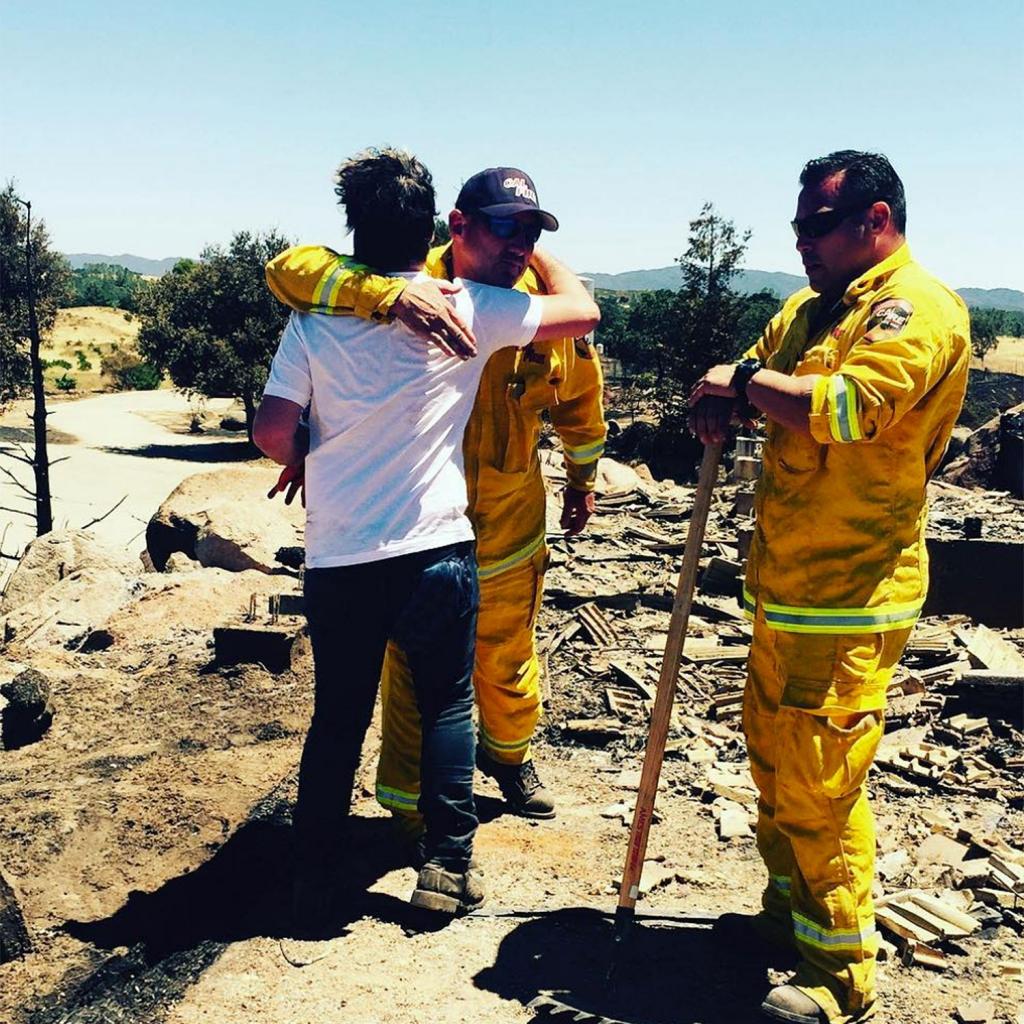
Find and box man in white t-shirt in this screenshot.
[252,147,598,930]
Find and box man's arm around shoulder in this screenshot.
[528,247,600,342]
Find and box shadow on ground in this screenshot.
[99,440,260,463]
[0,424,79,446]
[474,908,796,1024]
[26,796,413,1024]
[65,803,406,954]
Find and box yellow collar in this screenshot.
[843,242,912,304]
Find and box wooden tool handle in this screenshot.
[615,441,723,910]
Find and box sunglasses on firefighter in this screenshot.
[479,214,543,245]
[791,199,878,240]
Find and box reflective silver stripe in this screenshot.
[564,439,605,465]
[312,260,347,308]
[762,599,923,634]
[744,588,922,634]
[792,910,875,952]
[477,531,545,581]
[375,784,419,809]
[829,373,862,443]
[479,725,531,754]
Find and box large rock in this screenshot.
[0,529,138,617]
[146,466,304,573]
[1,563,146,651]
[538,450,648,498]
[596,457,647,498]
[941,402,1024,496]
[1,668,54,750]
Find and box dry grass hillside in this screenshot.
[980,335,1024,375]
[40,306,145,394]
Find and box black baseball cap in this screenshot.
[455,167,559,231]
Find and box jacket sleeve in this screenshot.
[265,245,408,321]
[549,337,607,492]
[808,302,965,445]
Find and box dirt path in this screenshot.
[1,391,252,571]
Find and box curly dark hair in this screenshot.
[800,150,907,234]
[334,147,437,270]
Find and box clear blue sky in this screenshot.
[3,0,1022,288]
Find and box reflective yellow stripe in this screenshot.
[828,373,862,444]
[770,873,791,894]
[564,438,605,465]
[480,724,532,754]
[310,256,371,313]
[745,589,922,634]
[792,910,875,952]
[844,377,863,441]
[375,784,419,810]
[477,531,545,581]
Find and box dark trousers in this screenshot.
[296,541,479,870]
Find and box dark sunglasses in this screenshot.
[791,200,877,240]
[479,214,542,245]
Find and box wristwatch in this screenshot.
[730,357,764,399]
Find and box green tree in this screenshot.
[735,289,782,351]
[648,203,753,430]
[64,262,146,311]
[100,349,162,391]
[431,216,451,246]
[968,307,1000,360]
[595,292,630,359]
[624,289,679,378]
[137,231,293,440]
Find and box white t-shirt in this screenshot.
[263,272,542,568]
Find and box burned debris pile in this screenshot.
[535,453,1024,977]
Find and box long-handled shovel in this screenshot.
[607,440,723,984]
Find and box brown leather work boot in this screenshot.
[476,748,555,819]
[410,860,486,915]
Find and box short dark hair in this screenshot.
[334,147,437,269]
[799,150,907,233]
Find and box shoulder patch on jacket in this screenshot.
[864,298,914,342]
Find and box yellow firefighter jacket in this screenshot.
[265,244,606,577]
[742,244,970,634]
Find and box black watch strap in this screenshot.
[730,357,764,399]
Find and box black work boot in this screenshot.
[410,860,486,914]
[476,748,556,819]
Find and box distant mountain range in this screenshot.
[64,253,185,276]
[585,266,1024,311]
[64,253,1024,310]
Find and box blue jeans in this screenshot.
[296,541,479,871]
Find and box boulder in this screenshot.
[1,668,53,750]
[941,402,1024,496]
[596,457,647,498]
[1,565,146,651]
[146,466,304,573]
[164,552,200,573]
[0,529,138,617]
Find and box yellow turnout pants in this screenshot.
[375,546,547,829]
[743,604,912,1022]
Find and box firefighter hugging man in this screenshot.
[266,167,605,834]
[690,150,970,1023]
